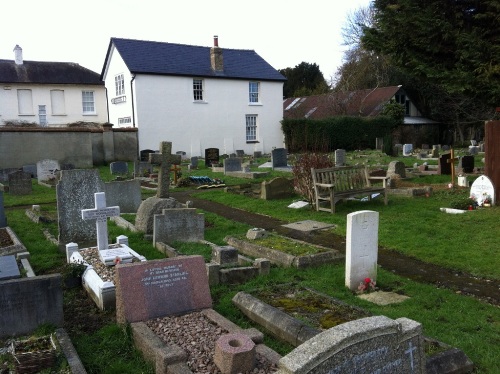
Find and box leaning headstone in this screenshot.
[438,153,452,175]
[335,149,346,167]
[0,274,63,339]
[56,169,105,247]
[153,208,204,246]
[0,191,6,227]
[387,161,406,179]
[402,144,413,156]
[110,161,128,175]
[271,148,288,168]
[470,175,495,206]
[37,159,60,183]
[115,255,212,324]
[346,210,379,291]
[224,157,243,174]
[8,170,32,195]
[205,148,220,167]
[458,155,475,173]
[276,315,425,374]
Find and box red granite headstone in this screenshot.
[115,256,212,324]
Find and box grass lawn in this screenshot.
[1,152,499,374]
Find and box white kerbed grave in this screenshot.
[66,192,146,310]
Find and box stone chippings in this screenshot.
[146,312,278,373]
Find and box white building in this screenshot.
[101,36,286,157]
[0,45,106,126]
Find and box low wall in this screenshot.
[0,126,138,168]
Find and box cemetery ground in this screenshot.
[1,151,499,374]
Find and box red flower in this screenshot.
[364,277,371,284]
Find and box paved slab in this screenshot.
[281,220,335,232]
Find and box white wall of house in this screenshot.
[0,83,107,126]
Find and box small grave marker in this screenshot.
[205,148,220,167]
[335,149,346,167]
[149,142,181,198]
[470,175,495,206]
[109,161,128,175]
[8,170,32,195]
[224,157,243,173]
[36,159,60,183]
[271,148,288,168]
[402,144,413,156]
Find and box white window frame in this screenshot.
[246,114,258,142]
[38,105,47,126]
[82,91,95,114]
[17,89,33,115]
[115,74,125,96]
[193,79,204,101]
[50,89,66,115]
[118,117,132,125]
[249,82,259,103]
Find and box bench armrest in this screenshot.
[315,183,335,188]
[368,176,390,188]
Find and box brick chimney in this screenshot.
[210,35,223,72]
[13,45,23,65]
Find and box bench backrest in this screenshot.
[312,166,370,191]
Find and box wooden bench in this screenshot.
[311,166,389,213]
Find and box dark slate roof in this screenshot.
[105,37,286,81]
[0,59,103,85]
[283,86,403,120]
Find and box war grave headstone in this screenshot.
[57,169,105,247]
[271,148,288,169]
[470,175,495,206]
[0,274,63,339]
[109,161,128,175]
[0,191,6,227]
[136,141,186,235]
[458,155,475,173]
[153,208,204,246]
[402,144,413,156]
[223,157,243,174]
[8,170,32,195]
[276,315,425,374]
[346,210,378,291]
[335,149,346,167]
[205,147,220,167]
[22,164,37,178]
[37,159,60,183]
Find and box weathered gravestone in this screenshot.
[0,274,63,339]
[0,168,19,183]
[105,179,142,213]
[149,142,181,198]
[458,155,475,173]
[153,208,205,246]
[271,148,288,169]
[402,144,413,156]
[470,175,495,206]
[0,255,20,280]
[115,255,212,324]
[190,156,199,170]
[205,147,220,167]
[346,210,378,291]
[223,157,243,174]
[8,170,32,195]
[387,161,406,179]
[276,315,425,374]
[37,159,60,183]
[335,149,346,167]
[110,161,128,175]
[57,169,105,247]
[22,164,37,178]
[0,191,6,227]
[236,149,245,157]
[253,151,262,159]
[134,161,153,177]
[261,177,295,200]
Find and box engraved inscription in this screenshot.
[141,264,188,289]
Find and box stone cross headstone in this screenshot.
[402,144,413,156]
[36,159,60,183]
[346,210,379,291]
[8,170,32,195]
[335,149,346,167]
[0,191,6,228]
[81,192,120,252]
[271,148,288,168]
[205,148,220,167]
[149,142,181,198]
[470,175,495,206]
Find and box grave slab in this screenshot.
[281,220,335,232]
[358,291,411,305]
[0,254,21,280]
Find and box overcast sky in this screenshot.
[1,0,372,81]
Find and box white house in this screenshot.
[0,45,107,126]
[101,36,286,157]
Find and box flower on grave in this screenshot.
[482,193,492,205]
[114,256,121,265]
[357,277,377,294]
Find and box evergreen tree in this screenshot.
[279,62,330,98]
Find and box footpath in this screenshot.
[172,190,500,306]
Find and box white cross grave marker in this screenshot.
[81,192,120,251]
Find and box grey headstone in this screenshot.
[205,148,220,167]
[236,150,245,157]
[224,157,243,173]
[335,149,346,167]
[402,144,413,156]
[105,179,142,213]
[37,159,60,183]
[56,169,105,247]
[0,191,6,227]
[153,208,204,246]
[8,170,32,195]
[253,151,262,159]
[149,142,181,198]
[271,148,288,168]
[135,197,186,234]
[387,161,406,179]
[134,161,153,177]
[190,157,199,169]
[110,161,128,175]
[469,146,479,155]
[22,164,37,178]
[0,168,20,183]
[0,255,20,280]
[0,275,63,339]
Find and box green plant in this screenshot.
[63,261,87,279]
